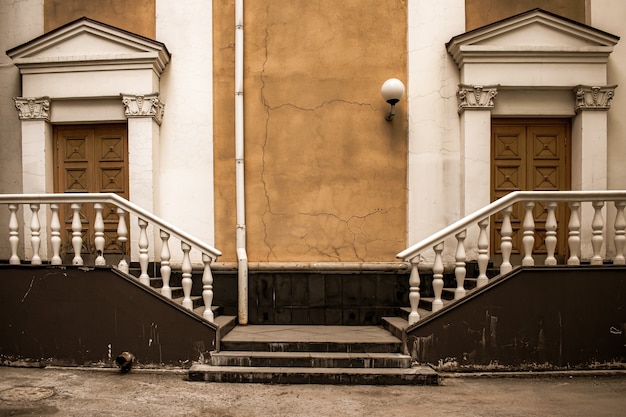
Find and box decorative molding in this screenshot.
[13,97,51,120]
[457,85,498,113]
[121,93,165,124]
[573,85,617,112]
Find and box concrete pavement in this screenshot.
[1,366,625,416]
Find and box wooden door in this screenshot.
[54,124,129,260]
[491,119,570,258]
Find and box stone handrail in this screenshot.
[396,190,626,324]
[0,193,222,322]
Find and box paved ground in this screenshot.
[1,366,626,417]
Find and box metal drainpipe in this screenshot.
[235,0,248,325]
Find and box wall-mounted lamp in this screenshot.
[381,78,405,121]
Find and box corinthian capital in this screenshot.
[573,85,617,112]
[13,97,50,120]
[121,93,165,124]
[457,85,498,113]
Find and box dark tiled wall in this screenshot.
[213,272,410,325]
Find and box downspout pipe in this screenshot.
[235,0,248,325]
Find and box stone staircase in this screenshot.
[188,325,438,385]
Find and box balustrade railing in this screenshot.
[397,191,626,325]
[0,193,222,323]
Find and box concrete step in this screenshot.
[209,351,412,368]
[220,325,404,353]
[188,364,439,385]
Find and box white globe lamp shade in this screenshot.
[381,78,405,104]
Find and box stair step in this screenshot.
[209,351,411,368]
[418,297,452,311]
[188,364,439,385]
[172,295,203,310]
[220,325,403,353]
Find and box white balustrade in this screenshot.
[160,230,172,299]
[499,205,513,274]
[568,201,581,265]
[1,194,222,324]
[94,203,105,266]
[181,242,193,310]
[202,253,215,322]
[116,208,129,273]
[544,202,558,266]
[71,203,83,265]
[615,201,626,265]
[29,204,41,265]
[522,201,535,267]
[138,218,150,285]
[408,257,421,325]
[395,191,626,326]
[454,230,467,300]
[432,243,444,312]
[50,204,62,265]
[591,201,605,265]
[8,203,20,265]
[477,218,489,287]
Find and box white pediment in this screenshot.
[447,9,619,67]
[7,17,170,74]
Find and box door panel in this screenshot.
[492,119,570,257]
[54,124,129,259]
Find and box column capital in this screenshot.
[457,85,498,113]
[573,85,617,112]
[121,93,165,125]
[13,97,51,121]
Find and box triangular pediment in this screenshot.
[7,17,170,73]
[447,9,619,67]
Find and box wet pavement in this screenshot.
[1,366,625,416]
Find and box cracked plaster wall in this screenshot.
[214,0,408,263]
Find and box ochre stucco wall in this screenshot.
[44,0,155,38]
[465,0,586,30]
[214,1,408,263]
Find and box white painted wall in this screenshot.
[591,0,626,190]
[156,0,216,261]
[407,0,465,248]
[0,0,43,258]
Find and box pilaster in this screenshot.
[121,93,163,262]
[13,96,53,261]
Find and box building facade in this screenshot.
[1,0,624,269]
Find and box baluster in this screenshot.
[181,242,193,310]
[544,202,558,266]
[116,208,129,273]
[408,257,421,325]
[202,253,215,322]
[160,230,172,298]
[522,201,535,266]
[29,204,41,265]
[591,201,605,265]
[138,218,150,285]
[477,218,489,287]
[93,203,105,266]
[8,204,20,264]
[432,242,444,312]
[614,201,626,265]
[50,204,62,265]
[499,205,513,274]
[567,201,581,265]
[454,231,467,300]
[71,203,83,265]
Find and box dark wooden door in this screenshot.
[54,124,129,259]
[491,119,571,257]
